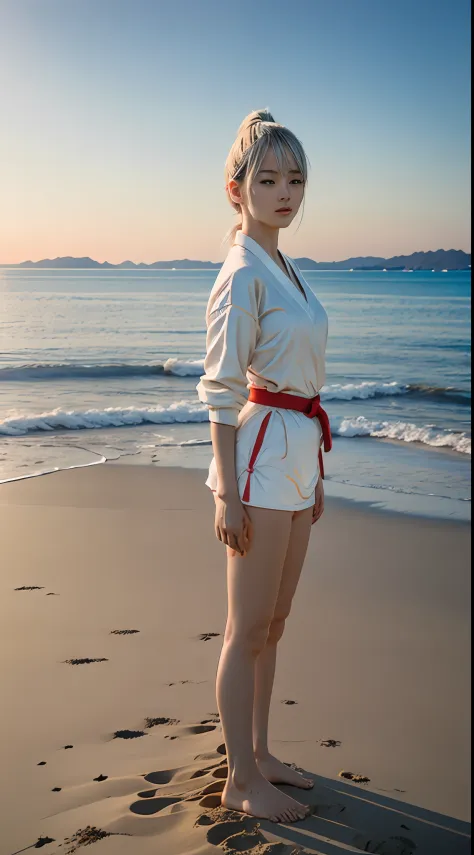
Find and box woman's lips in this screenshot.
[275,208,292,214]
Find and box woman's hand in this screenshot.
[311,476,324,525]
[214,493,253,557]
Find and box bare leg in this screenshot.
[253,505,315,788]
[216,504,310,823]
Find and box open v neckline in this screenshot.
[277,250,308,304]
[233,230,311,316]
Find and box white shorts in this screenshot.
[205,401,322,512]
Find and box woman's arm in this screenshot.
[210,421,239,502]
[196,270,260,556]
[211,422,252,556]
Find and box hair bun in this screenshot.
[234,108,275,150]
[251,108,275,124]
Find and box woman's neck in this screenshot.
[239,220,280,264]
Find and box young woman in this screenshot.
[196,109,331,824]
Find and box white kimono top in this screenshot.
[196,230,329,511]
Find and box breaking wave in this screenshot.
[0,402,470,454]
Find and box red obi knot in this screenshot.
[247,386,332,481]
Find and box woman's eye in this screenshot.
[260,179,303,185]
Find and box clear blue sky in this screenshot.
[0,0,470,263]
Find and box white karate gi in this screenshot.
[196,230,329,511]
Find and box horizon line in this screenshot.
[0,247,471,267]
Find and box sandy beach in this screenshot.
[0,462,470,855]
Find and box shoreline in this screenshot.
[0,462,470,854]
[1,454,471,524]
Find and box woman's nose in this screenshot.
[278,184,291,199]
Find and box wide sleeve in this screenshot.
[196,268,260,427]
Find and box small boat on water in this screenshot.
[442,268,448,272]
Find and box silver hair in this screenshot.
[222,108,310,246]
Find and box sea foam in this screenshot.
[0,402,470,454]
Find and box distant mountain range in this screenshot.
[0,248,470,271]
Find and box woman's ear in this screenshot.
[227,178,243,207]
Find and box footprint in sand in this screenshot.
[201,781,225,796]
[198,632,220,641]
[195,809,258,830]
[211,765,228,780]
[184,724,218,735]
[339,770,371,784]
[190,767,214,779]
[137,788,158,798]
[37,761,47,766]
[34,836,55,848]
[46,592,58,595]
[130,795,184,815]
[93,774,108,782]
[144,716,180,728]
[201,815,260,842]
[193,745,226,764]
[320,738,341,747]
[281,699,298,705]
[63,658,108,665]
[143,769,176,785]
[190,760,226,780]
[197,807,302,851]
[352,833,417,854]
[63,827,110,850]
[308,802,347,818]
[207,822,268,848]
[113,729,147,740]
[110,629,140,635]
[64,744,74,749]
[14,585,44,591]
[51,787,62,792]
[198,793,223,809]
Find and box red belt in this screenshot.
[242,386,332,503]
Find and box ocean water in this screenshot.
[0,268,470,520]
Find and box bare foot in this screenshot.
[256,753,314,789]
[221,771,310,823]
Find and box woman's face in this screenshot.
[230,145,305,229]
